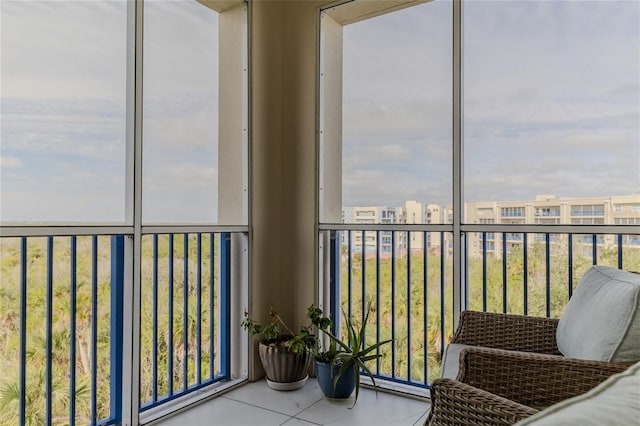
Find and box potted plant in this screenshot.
[241,308,318,390]
[308,303,392,406]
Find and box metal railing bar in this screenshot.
[168,234,174,396]
[46,237,54,426]
[376,230,381,375]
[139,374,227,413]
[439,233,445,359]
[617,234,623,269]
[423,231,428,386]
[220,234,231,377]
[196,234,202,385]
[592,234,598,265]
[545,233,551,318]
[391,231,396,378]
[568,234,573,299]
[330,231,341,350]
[183,234,189,391]
[406,232,411,382]
[348,230,352,321]
[482,232,487,312]
[91,235,98,425]
[209,233,215,380]
[109,236,124,425]
[464,232,469,311]
[70,236,77,426]
[502,234,507,314]
[523,233,528,316]
[361,230,366,345]
[366,374,429,389]
[152,235,158,402]
[19,237,27,426]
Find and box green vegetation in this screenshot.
[339,248,452,384]
[338,236,640,384]
[0,236,113,425]
[1,233,638,424]
[0,235,222,425]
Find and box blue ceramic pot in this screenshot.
[315,360,356,399]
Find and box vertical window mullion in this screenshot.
[452,0,464,330]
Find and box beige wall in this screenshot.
[250,0,327,380]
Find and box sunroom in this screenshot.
[1,0,639,425]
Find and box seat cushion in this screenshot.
[440,343,471,379]
[556,266,640,362]
[514,361,640,425]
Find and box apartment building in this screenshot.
[466,194,640,258]
[341,201,451,256]
[341,206,398,255]
[343,194,640,258]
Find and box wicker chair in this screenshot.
[425,311,633,426]
[426,266,640,425]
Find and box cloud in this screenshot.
[1,0,223,224]
[0,156,22,169]
[340,0,640,208]
[1,109,126,162]
[1,191,122,224]
[0,166,125,223]
[1,0,127,99]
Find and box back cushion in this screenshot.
[557,266,640,362]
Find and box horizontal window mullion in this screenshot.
[319,223,453,232]
[460,224,638,234]
[142,225,248,235]
[0,226,134,238]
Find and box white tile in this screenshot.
[280,418,322,426]
[153,397,291,426]
[413,409,430,426]
[296,387,429,426]
[224,378,324,416]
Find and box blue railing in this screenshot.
[329,230,454,387]
[1,235,123,425]
[0,231,234,424]
[139,232,231,411]
[329,229,640,389]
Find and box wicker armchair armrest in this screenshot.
[426,378,538,426]
[457,346,633,410]
[451,311,560,354]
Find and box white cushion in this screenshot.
[440,343,471,379]
[556,266,640,362]
[514,361,640,426]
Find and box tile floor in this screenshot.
[155,378,430,426]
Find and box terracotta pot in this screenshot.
[258,337,311,385]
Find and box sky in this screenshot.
[342,0,640,207]
[1,0,219,224]
[1,0,639,224]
